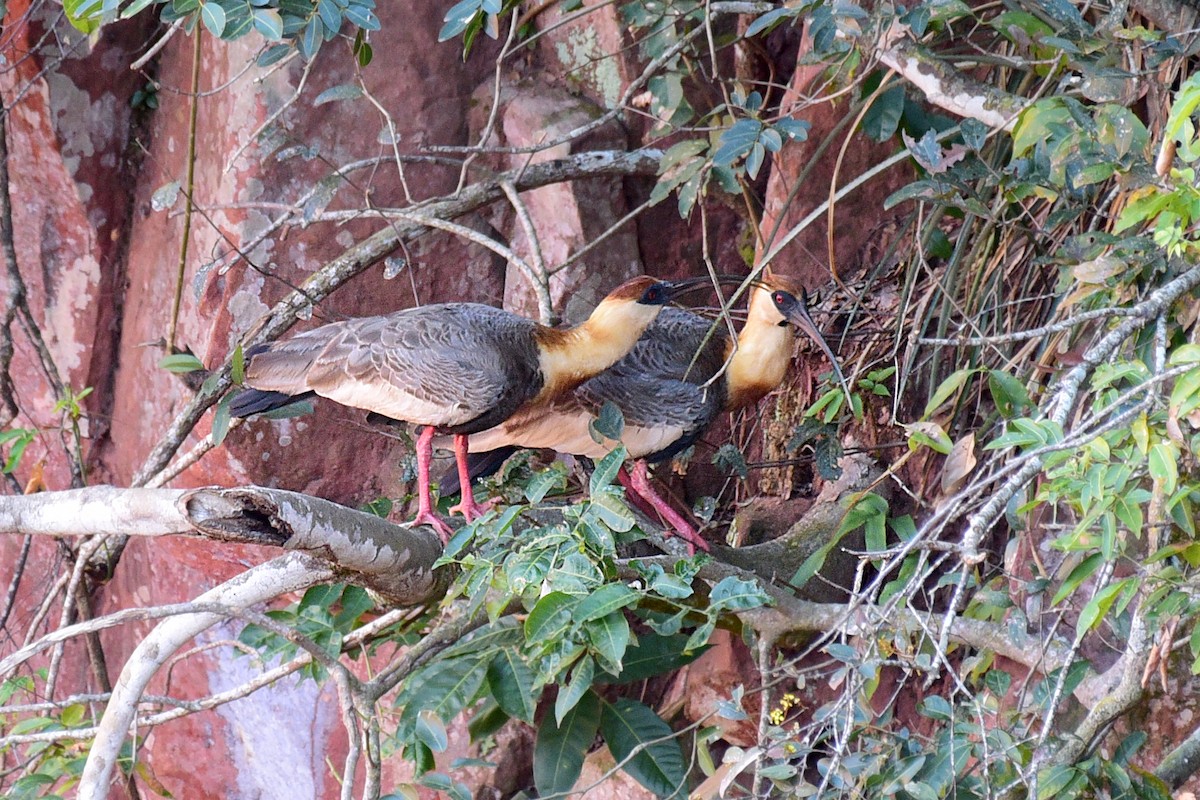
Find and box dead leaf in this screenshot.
[690,762,736,800]
[1072,253,1124,284]
[941,433,977,494]
[23,459,46,494]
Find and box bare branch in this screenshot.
[875,21,1029,130]
[0,485,448,605]
[77,553,335,798]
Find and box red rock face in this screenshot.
[757,25,913,289]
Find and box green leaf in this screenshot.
[252,7,283,39]
[1076,579,1133,636]
[746,5,801,36]
[1052,552,1104,605]
[397,655,489,740]
[584,612,630,675]
[637,562,693,599]
[488,650,536,723]
[468,698,509,743]
[200,1,227,36]
[599,697,686,797]
[316,0,339,29]
[416,709,449,752]
[344,4,380,30]
[1011,99,1071,158]
[708,576,770,611]
[1037,764,1081,799]
[534,690,602,796]
[440,0,480,41]
[299,15,323,58]
[920,695,953,721]
[590,446,626,494]
[353,36,374,67]
[923,368,974,419]
[525,464,566,503]
[904,421,953,454]
[440,617,524,659]
[1166,74,1200,143]
[60,703,87,727]
[158,353,204,373]
[684,617,717,654]
[314,83,364,106]
[1170,344,1200,366]
[590,400,625,442]
[1149,442,1179,495]
[526,592,580,642]
[713,118,764,167]
[861,84,905,141]
[230,343,244,384]
[588,487,635,533]
[63,0,103,31]
[1170,367,1200,411]
[605,633,707,683]
[712,443,748,479]
[555,655,596,724]
[211,393,233,446]
[576,583,638,622]
[988,368,1031,418]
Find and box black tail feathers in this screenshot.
[437,446,519,498]
[229,388,315,418]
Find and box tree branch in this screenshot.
[0,485,448,605]
[76,553,334,798]
[875,21,1029,130]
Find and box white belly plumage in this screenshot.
[320,379,479,428]
[464,409,685,461]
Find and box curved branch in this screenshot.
[77,553,335,799]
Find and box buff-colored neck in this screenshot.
[724,287,793,410]
[535,298,661,395]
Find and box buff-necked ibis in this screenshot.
[229,275,710,541]
[453,272,851,552]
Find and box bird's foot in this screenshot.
[624,461,710,554]
[411,509,455,544]
[449,495,499,522]
[666,521,711,555]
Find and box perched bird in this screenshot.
[229,275,710,541]
[452,271,851,552]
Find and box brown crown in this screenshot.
[603,275,661,301]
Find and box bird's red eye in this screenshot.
[773,292,785,304]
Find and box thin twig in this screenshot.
[165,28,202,354]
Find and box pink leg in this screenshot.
[411,426,454,543]
[620,460,710,554]
[448,434,496,521]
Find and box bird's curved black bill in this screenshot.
[778,292,854,407]
[659,274,764,300]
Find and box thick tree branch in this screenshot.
[875,21,1029,130]
[0,485,448,605]
[627,554,1083,703]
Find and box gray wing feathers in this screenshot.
[461,309,731,459]
[577,308,729,430]
[245,304,543,429]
